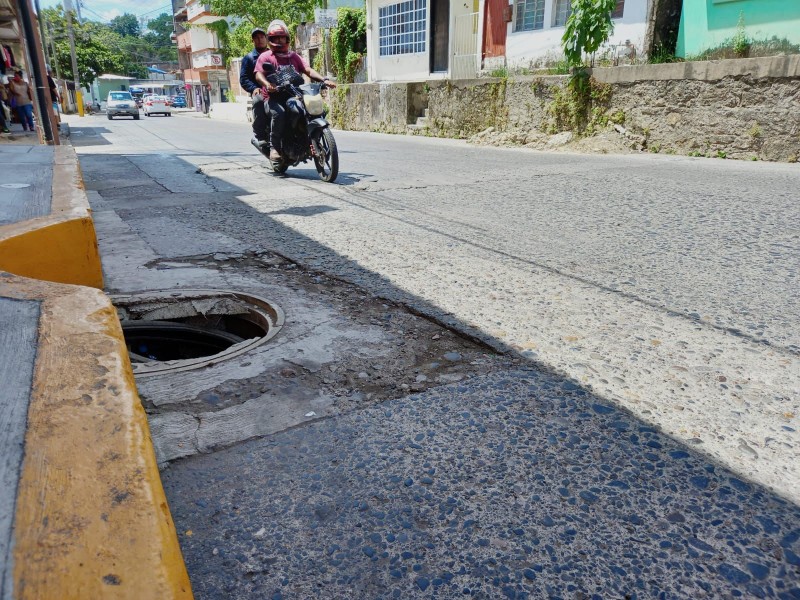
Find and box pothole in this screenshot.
[112,289,284,376]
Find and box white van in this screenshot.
[106,91,139,120]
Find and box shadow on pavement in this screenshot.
[74,146,800,599]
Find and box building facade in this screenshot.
[173,0,229,112]
[365,0,648,82]
[676,0,800,58]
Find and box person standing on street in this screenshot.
[8,70,34,133]
[46,65,60,126]
[240,27,270,148]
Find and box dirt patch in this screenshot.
[468,127,636,156]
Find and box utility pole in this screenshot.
[17,0,58,142]
[62,0,84,116]
[46,20,61,79]
[34,0,50,66]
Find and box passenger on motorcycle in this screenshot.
[240,26,270,148]
[253,20,336,162]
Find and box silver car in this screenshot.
[107,91,140,120]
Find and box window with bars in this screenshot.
[612,0,624,18]
[514,0,545,31]
[378,0,427,56]
[552,0,570,26]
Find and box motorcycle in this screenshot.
[251,66,339,183]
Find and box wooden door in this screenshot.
[430,0,450,72]
[483,0,508,60]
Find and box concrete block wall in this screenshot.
[331,55,800,162]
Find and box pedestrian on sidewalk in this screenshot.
[0,79,10,133]
[8,71,34,133]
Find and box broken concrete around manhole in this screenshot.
[132,252,523,467]
[112,289,284,376]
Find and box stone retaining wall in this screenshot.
[331,55,800,162]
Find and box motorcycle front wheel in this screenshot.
[313,128,339,183]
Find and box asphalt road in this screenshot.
[68,111,800,598]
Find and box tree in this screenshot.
[205,0,319,65]
[42,6,147,85]
[209,0,320,41]
[331,7,366,83]
[147,13,175,41]
[139,13,178,62]
[561,0,617,67]
[110,13,141,37]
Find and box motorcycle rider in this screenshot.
[240,26,270,148]
[254,20,335,162]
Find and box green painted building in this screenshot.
[676,0,800,57]
[91,74,135,106]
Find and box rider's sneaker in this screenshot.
[269,148,282,161]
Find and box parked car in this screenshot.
[144,95,172,117]
[171,95,187,108]
[106,91,139,120]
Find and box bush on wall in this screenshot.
[331,7,366,83]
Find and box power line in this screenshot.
[79,3,108,22]
[79,1,172,23]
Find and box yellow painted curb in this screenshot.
[1,273,192,599]
[0,146,103,289]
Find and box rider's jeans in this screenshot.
[252,92,269,141]
[267,96,288,153]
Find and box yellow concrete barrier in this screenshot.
[0,146,103,289]
[1,272,192,599]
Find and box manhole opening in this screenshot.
[112,290,284,376]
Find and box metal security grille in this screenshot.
[379,0,427,56]
[552,0,571,27]
[452,12,479,79]
[514,0,544,31]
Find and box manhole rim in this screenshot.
[111,288,285,377]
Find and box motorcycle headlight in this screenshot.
[304,94,324,117]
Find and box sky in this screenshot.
[40,0,173,24]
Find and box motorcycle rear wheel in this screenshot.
[313,128,339,183]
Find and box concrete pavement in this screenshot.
[164,367,800,599]
[68,112,800,598]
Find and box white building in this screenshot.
[365,0,649,81]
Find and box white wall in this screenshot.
[190,27,218,52]
[369,0,476,81]
[505,0,649,67]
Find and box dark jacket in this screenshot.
[239,48,261,94]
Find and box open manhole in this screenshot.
[112,289,284,376]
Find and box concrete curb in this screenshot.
[0,144,192,597]
[1,272,192,599]
[0,145,103,288]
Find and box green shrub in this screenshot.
[331,7,366,83]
